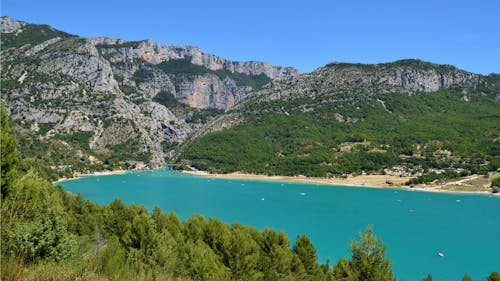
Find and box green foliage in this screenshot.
[153,91,187,109]
[406,170,462,185]
[158,58,271,90]
[158,59,212,77]
[488,272,500,281]
[422,273,433,281]
[294,234,324,280]
[491,177,500,188]
[0,79,20,90]
[4,209,77,262]
[331,227,395,281]
[463,272,474,281]
[347,226,395,281]
[216,71,271,90]
[106,139,150,163]
[1,23,75,49]
[54,131,93,152]
[181,90,500,178]
[1,103,19,198]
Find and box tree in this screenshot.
[4,208,76,262]
[293,234,324,280]
[422,273,433,281]
[332,258,357,281]
[347,226,395,281]
[462,273,473,281]
[488,272,500,281]
[491,177,500,193]
[1,103,19,199]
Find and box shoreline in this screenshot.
[53,169,128,184]
[53,166,498,196]
[180,170,498,196]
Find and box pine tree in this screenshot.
[293,234,324,280]
[488,272,500,281]
[1,103,19,199]
[348,226,395,281]
[462,272,473,281]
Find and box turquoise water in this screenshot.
[60,168,500,280]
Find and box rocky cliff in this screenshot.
[0,16,297,168]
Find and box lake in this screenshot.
[60,168,500,280]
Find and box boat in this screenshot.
[438,252,445,257]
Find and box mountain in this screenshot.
[1,17,499,182]
[179,60,500,179]
[0,16,297,171]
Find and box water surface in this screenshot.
[61,168,500,280]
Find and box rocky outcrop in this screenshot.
[174,74,247,109]
[91,37,298,80]
[0,16,24,33]
[240,60,490,106]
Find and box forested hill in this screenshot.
[179,60,500,182]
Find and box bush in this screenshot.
[5,209,76,262]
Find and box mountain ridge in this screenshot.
[1,16,499,181]
[178,59,500,180]
[0,16,297,170]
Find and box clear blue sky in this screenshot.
[2,0,499,74]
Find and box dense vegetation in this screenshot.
[0,22,75,49]
[181,90,500,181]
[9,119,134,180]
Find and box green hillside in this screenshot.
[181,90,500,179]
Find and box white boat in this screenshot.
[438,252,445,257]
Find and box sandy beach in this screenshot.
[53,166,498,196]
[181,170,498,196]
[53,169,128,184]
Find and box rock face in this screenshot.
[0,17,297,167]
[0,16,24,33]
[233,60,496,108]
[91,37,297,80]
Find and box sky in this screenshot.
[2,0,499,74]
